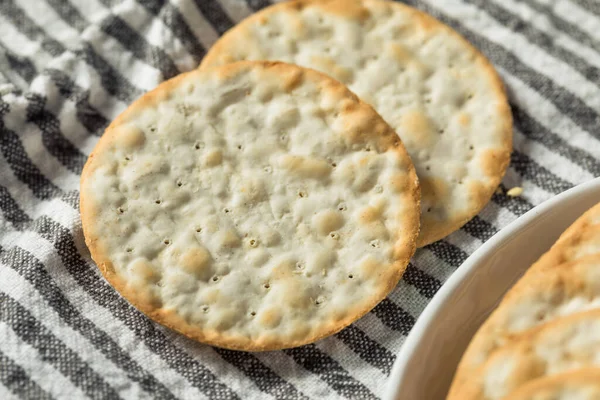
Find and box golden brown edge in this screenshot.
[502,368,600,400]
[199,0,513,248]
[80,60,421,351]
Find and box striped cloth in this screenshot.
[0,0,599,398]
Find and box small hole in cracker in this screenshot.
[150,127,156,133]
[338,202,347,211]
[370,240,380,248]
[126,247,133,253]
[263,283,271,289]
[249,239,258,247]
[117,207,124,214]
[212,276,220,282]
[298,190,307,198]
[202,305,209,313]
[237,145,242,150]
[177,181,183,187]
[124,156,131,161]
[155,199,161,205]
[331,162,337,167]
[224,208,230,213]
[250,311,256,317]
[348,274,354,279]
[263,165,272,173]
[427,207,432,213]
[439,129,444,134]
[163,239,171,245]
[330,232,340,240]
[467,94,474,100]
[195,227,202,233]
[426,166,431,171]
[469,145,474,150]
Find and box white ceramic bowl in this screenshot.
[384,177,600,400]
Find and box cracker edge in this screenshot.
[80,60,421,351]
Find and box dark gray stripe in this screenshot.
[0,186,31,229]
[0,0,66,57]
[0,293,120,400]
[214,349,308,400]
[335,325,395,375]
[524,0,600,55]
[370,298,415,336]
[245,0,272,12]
[570,0,600,16]
[399,0,600,141]
[43,69,109,137]
[194,0,235,35]
[510,151,573,195]
[461,216,498,244]
[1,46,37,84]
[511,104,600,176]
[76,44,143,103]
[130,0,207,63]
[0,99,63,200]
[492,185,534,216]
[45,0,88,32]
[99,15,180,79]
[465,0,600,95]
[284,345,377,400]
[0,350,53,400]
[1,245,178,400]
[402,262,443,297]
[25,93,87,175]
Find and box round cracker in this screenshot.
[503,369,600,400]
[80,61,420,351]
[453,310,600,400]
[200,0,512,246]
[448,254,600,398]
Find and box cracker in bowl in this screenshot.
[200,0,512,246]
[80,61,420,351]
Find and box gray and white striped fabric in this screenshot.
[0,0,599,398]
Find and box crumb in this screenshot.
[506,187,523,197]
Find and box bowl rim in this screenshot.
[384,177,600,400]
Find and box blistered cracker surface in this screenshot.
[454,310,600,400]
[503,368,600,400]
[80,61,420,351]
[200,0,512,246]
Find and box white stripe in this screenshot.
[0,229,210,400]
[389,280,429,319]
[172,0,220,49]
[217,0,253,22]
[551,0,600,43]
[0,383,19,400]
[354,311,407,353]
[253,352,335,399]
[0,321,88,400]
[0,266,151,399]
[111,0,197,71]
[492,0,600,70]
[514,129,594,185]
[498,69,600,159]
[420,0,600,114]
